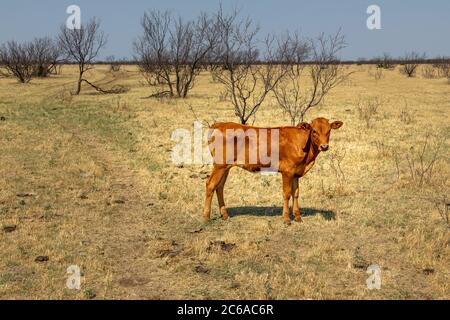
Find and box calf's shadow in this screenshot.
[227,206,335,221]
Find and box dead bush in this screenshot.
[400,51,425,78]
[399,98,415,124]
[374,53,396,70]
[433,196,449,228]
[56,87,73,104]
[374,68,384,80]
[432,57,450,79]
[356,96,382,128]
[405,134,442,187]
[372,140,392,158]
[421,65,438,79]
[329,148,347,185]
[320,148,350,198]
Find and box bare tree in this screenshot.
[0,40,35,83]
[212,7,290,124]
[58,18,107,94]
[134,10,218,98]
[400,51,425,77]
[273,30,350,124]
[30,37,61,77]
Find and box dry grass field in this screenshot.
[0,64,449,299]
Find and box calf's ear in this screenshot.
[297,122,312,130]
[331,121,343,129]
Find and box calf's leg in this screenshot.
[291,178,302,222]
[216,169,230,220]
[203,166,228,221]
[282,173,294,225]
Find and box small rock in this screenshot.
[3,225,17,233]
[194,264,210,274]
[188,227,203,234]
[189,173,199,179]
[78,192,88,199]
[16,192,35,197]
[423,268,435,275]
[207,240,236,252]
[35,256,49,262]
[352,261,370,269]
[80,172,92,178]
[159,248,182,258]
[147,202,154,207]
[0,116,6,121]
[159,241,183,258]
[83,289,96,300]
[159,192,168,200]
[175,164,184,168]
[199,173,209,180]
[113,197,126,204]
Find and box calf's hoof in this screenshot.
[294,216,303,223]
[284,219,292,226]
[220,208,229,220]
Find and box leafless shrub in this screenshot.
[372,140,392,158]
[114,96,129,112]
[374,67,384,80]
[273,30,350,124]
[106,55,122,72]
[433,57,450,81]
[218,89,228,102]
[56,86,73,104]
[0,41,35,83]
[399,98,415,124]
[433,196,449,228]
[392,150,401,181]
[58,18,107,95]
[375,53,396,70]
[30,37,61,77]
[405,134,442,187]
[134,10,218,98]
[321,148,349,197]
[400,51,425,77]
[329,148,347,185]
[356,96,382,128]
[421,65,438,79]
[0,37,61,82]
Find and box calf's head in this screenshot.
[300,117,343,152]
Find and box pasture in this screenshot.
[0,64,449,299]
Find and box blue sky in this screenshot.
[0,0,449,60]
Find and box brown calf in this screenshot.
[203,117,343,224]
